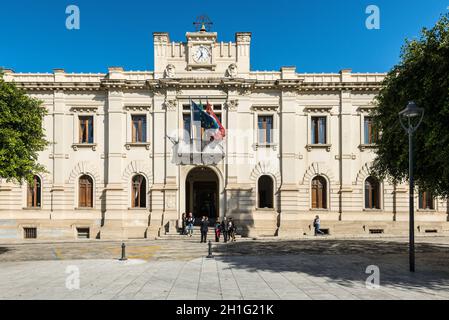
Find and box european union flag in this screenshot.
[191,101,219,129]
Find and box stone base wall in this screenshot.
[1,209,448,241]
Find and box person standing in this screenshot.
[181,212,186,235]
[215,221,221,242]
[186,212,195,237]
[313,215,324,236]
[228,218,236,242]
[221,217,228,243]
[200,216,209,243]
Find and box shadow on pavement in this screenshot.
[213,239,449,291]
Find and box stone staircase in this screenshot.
[157,226,242,241]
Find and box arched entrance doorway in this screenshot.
[186,167,219,225]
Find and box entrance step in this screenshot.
[157,228,242,241]
[156,235,242,241]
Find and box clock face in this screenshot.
[192,46,211,63]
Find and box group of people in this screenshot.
[181,213,324,239]
[181,213,237,243]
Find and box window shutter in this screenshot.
[317,181,323,209]
[142,116,147,143]
[312,181,318,209]
[79,180,86,207]
[27,184,33,208]
[132,118,136,143]
[79,118,84,143]
[86,180,93,208]
[88,117,94,144]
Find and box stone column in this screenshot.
[163,90,179,234]
[101,68,126,239]
[51,85,66,212]
[339,70,355,218]
[148,92,166,237]
[278,79,301,237]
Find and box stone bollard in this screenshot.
[119,242,128,261]
[207,240,213,259]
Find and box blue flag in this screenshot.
[191,101,219,129]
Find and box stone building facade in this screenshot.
[1,28,448,240]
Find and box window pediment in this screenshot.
[304,106,333,113]
[124,104,152,112]
[251,105,279,112]
[70,106,99,113]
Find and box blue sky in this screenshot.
[0,0,447,73]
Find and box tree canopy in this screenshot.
[0,71,49,184]
[372,13,449,198]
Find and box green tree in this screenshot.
[372,13,449,198]
[0,71,49,183]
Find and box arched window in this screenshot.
[27,175,41,208]
[311,176,327,209]
[79,175,93,208]
[419,190,434,210]
[132,175,147,208]
[258,175,274,209]
[365,176,380,209]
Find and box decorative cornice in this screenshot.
[10,77,384,93]
[70,106,99,113]
[123,104,152,112]
[251,105,279,112]
[357,104,377,113]
[304,106,333,113]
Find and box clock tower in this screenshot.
[186,24,217,71]
[153,22,251,79]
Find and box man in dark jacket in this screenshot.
[221,217,229,243]
[200,216,209,243]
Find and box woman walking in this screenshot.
[186,213,195,237]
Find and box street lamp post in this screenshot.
[399,101,424,272]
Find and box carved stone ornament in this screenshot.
[226,63,238,78]
[225,99,239,112]
[164,99,177,111]
[164,64,176,78]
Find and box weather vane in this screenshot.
[193,15,213,32]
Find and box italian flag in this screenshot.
[205,102,226,141]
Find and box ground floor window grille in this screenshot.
[77,228,90,239]
[24,227,37,239]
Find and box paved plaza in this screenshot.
[1,237,449,300]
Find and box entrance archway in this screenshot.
[185,167,219,225]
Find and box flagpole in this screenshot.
[190,96,193,162]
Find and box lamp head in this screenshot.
[399,101,423,118]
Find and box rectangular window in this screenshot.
[364,117,377,144]
[132,115,147,143]
[79,116,94,144]
[24,227,37,239]
[311,117,327,144]
[258,116,273,144]
[419,191,434,210]
[183,114,191,142]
